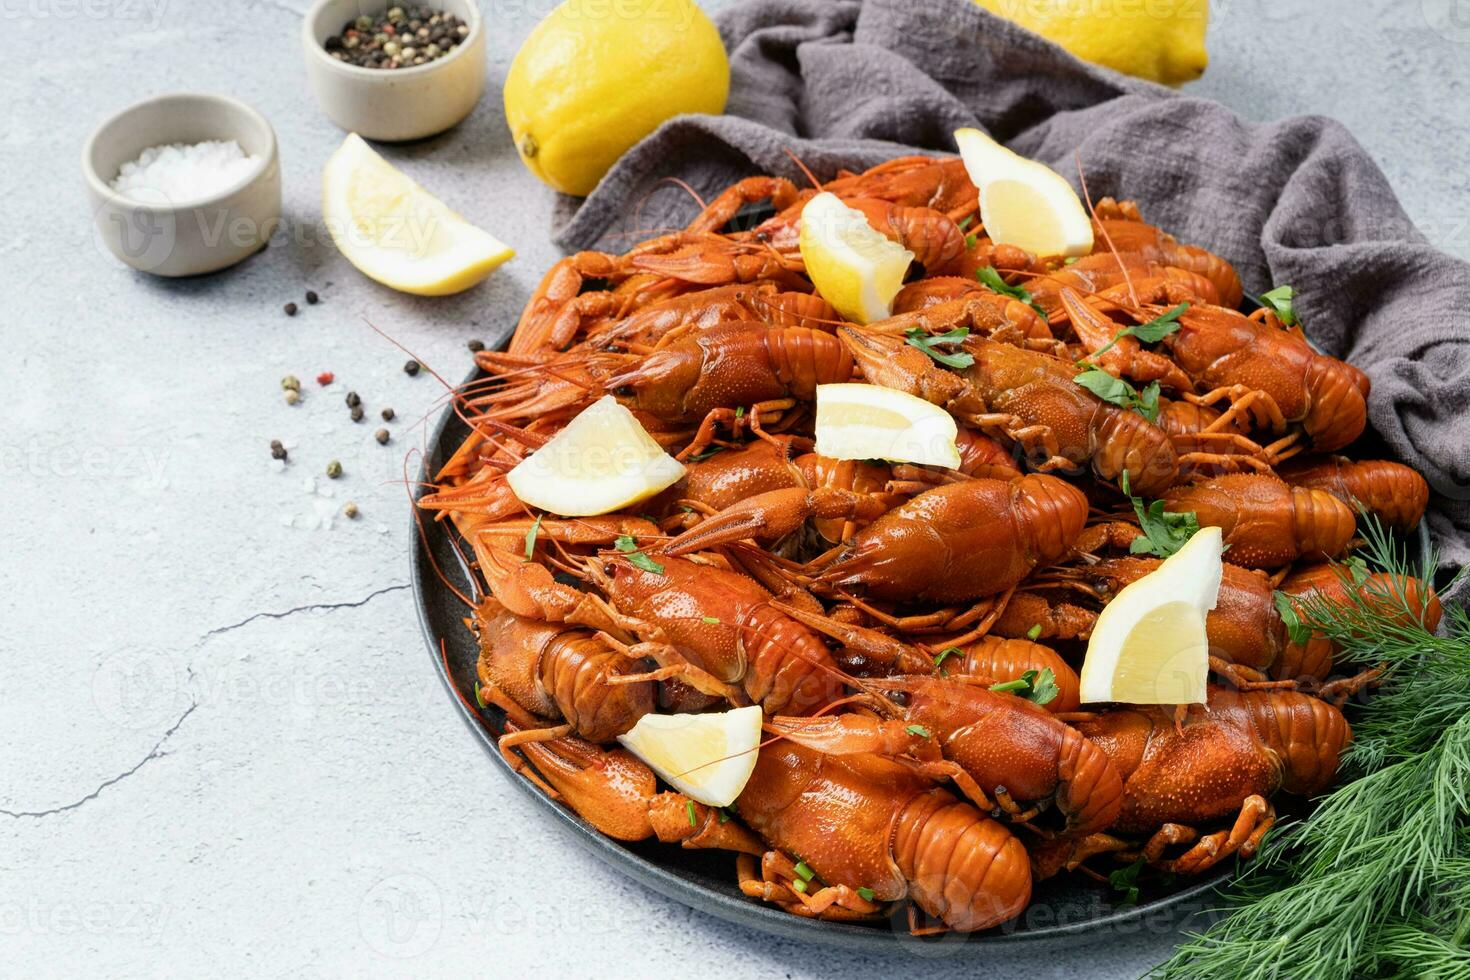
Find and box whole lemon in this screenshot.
[505,0,730,197]
[976,0,1209,86]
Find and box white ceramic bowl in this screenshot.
[82,92,282,278]
[302,0,486,142]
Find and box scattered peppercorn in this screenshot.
[284,389,301,406]
[317,371,335,385]
[404,359,421,376]
[305,290,320,305]
[343,501,359,519]
[467,339,485,352]
[375,427,391,445]
[284,302,298,317]
[281,375,301,392]
[326,459,343,479]
[380,407,395,421]
[345,390,361,408]
[270,440,287,461]
[350,405,365,422]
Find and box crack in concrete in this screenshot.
[1,702,198,819]
[3,584,408,821]
[202,584,411,639]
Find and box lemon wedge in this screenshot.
[505,396,685,516]
[798,192,914,324]
[323,133,514,296]
[617,706,763,807]
[953,127,1094,258]
[815,382,962,469]
[1078,526,1223,705]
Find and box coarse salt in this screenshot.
[111,140,260,203]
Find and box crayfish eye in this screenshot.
[602,562,616,577]
[613,385,634,397]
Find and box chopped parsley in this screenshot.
[1260,284,1297,326]
[976,265,1047,318]
[614,534,665,575]
[1090,302,1188,359]
[1073,369,1161,423]
[1273,590,1313,646]
[988,667,1059,706]
[1120,471,1201,558]
[1109,859,1145,907]
[933,646,962,669]
[905,326,974,369]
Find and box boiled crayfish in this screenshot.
[420,155,1435,934]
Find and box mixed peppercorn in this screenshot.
[323,7,470,70]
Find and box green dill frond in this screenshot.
[1154,517,1470,980]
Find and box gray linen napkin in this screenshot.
[552,0,1470,580]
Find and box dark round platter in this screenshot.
[410,369,1230,951]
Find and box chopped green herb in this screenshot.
[1026,623,1042,641]
[734,405,745,419]
[906,724,931,738]
[701,616,721,625]
[523,514,542,562]
[688,446,725,462]
[718,807,732,824]
[857,886,876,902]
[1073,368,1160,423]
[1342,554,1371,586]
[905,326,974,369]
[1028,667,1060,706]
[976,266,1047,318]
[987,668,1059,706]
[791,878,808,894]
[933,646,962,669]
[957,214,975,231]
[1120,471,1201,558]
[686,800,697,826]
[1090,303,1188,359]
[1273,590,1313,646]
[614,534,665,575]
[1137,380,1161,423]
[474,681,488,710]
[1259,284,1297,326]
[1109,859,1144,907]
[965,232,978,249]
[794,861,815,882]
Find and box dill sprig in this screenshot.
[1153,517,1470,980]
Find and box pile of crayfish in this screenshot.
[419,154,1442,934]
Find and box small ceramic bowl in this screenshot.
[302,0,486,142]
[83,92,282,277]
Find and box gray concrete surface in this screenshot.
[3,1,1467,977]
